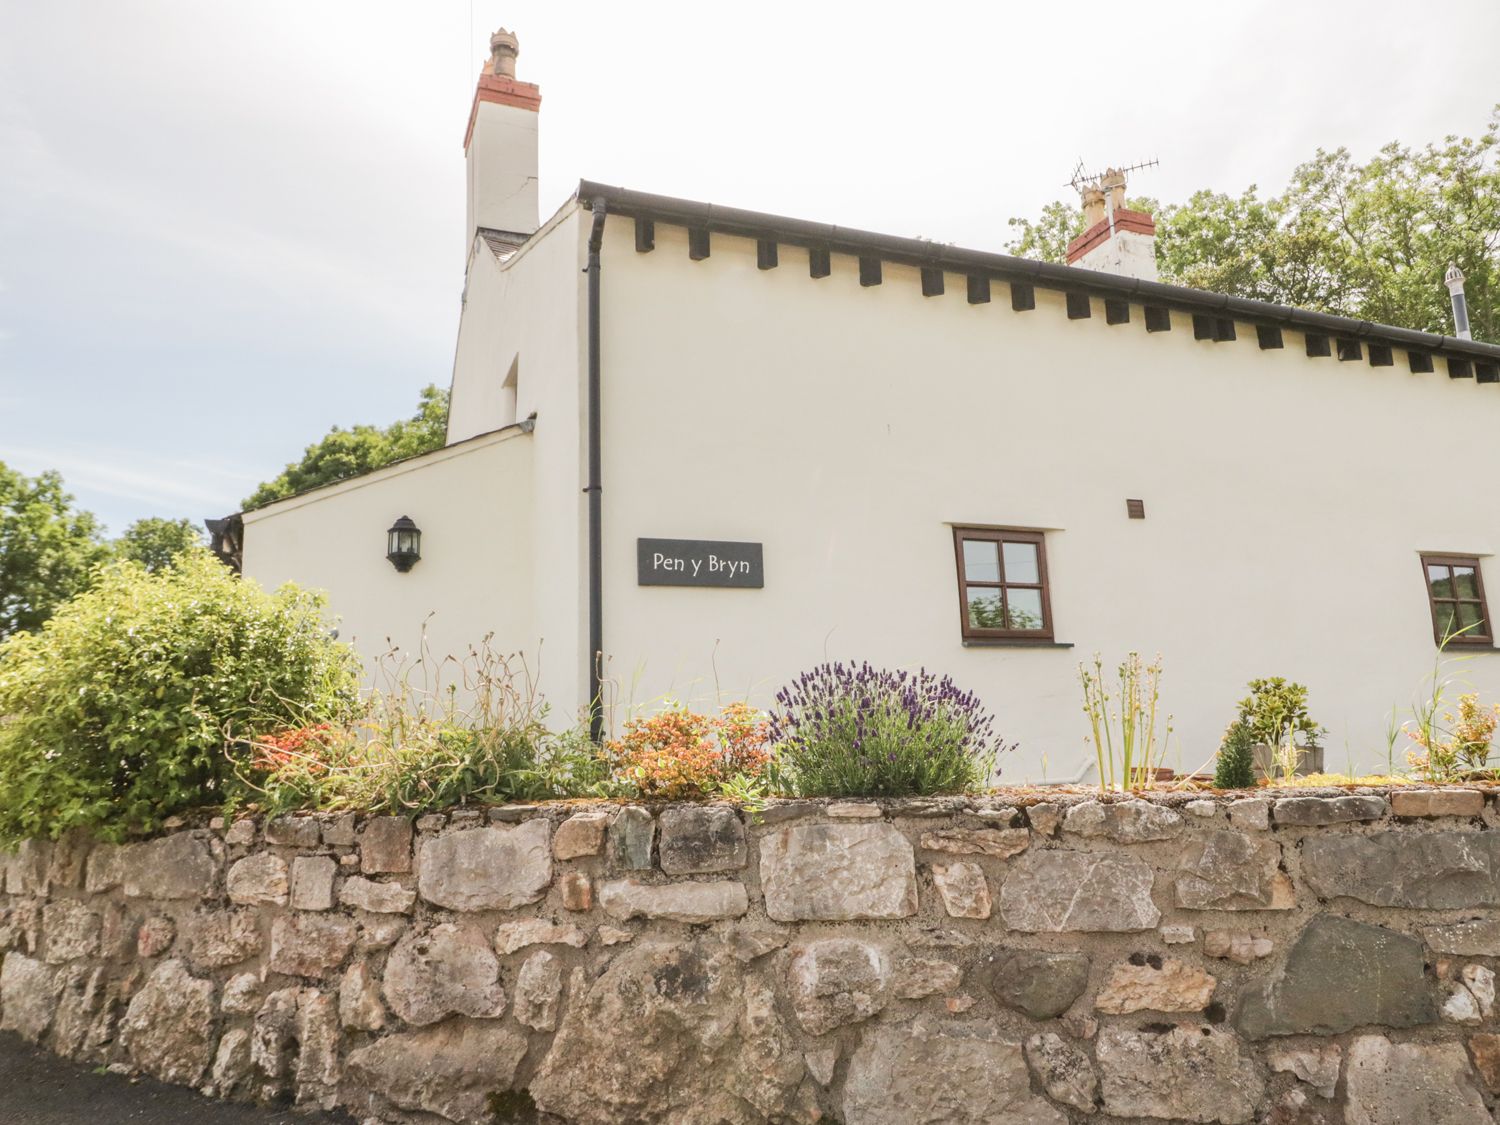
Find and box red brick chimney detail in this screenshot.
[1066,209,1156,265]
[464,74,542,150]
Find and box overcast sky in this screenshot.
[3,0,1497,534]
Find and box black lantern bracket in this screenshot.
[386,516,422,573]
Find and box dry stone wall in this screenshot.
[4,789,1500,1123]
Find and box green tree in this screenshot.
[114,517,206,573]
[244,384,450,510]
[0,462,111,641]
[1006,108,1500,339]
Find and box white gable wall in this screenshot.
[595,219,1500,781]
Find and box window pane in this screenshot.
[1002,541,1040,584]
[1458,602,1487,634]
[962,540,1000,583]
[966,589,1006,629]
[1455,567,1481,599]
[1436,603,1458,638]
[1429,566,1454,598]
[1007,588,1045,631]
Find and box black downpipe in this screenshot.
[586,199,607,743]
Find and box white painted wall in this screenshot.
[1075,228,1158,282]
[596,220,1500,781]
[465,99,538,240]
[241,428,539,697]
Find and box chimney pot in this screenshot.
[1446,263,1473,340]
[490,28,520,78]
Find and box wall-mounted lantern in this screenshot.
[386,516,422,573]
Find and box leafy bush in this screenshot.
[606,701,772,800]
[1213,719,1257,789]
[768,663,1005,797]
[0,555,360,842]
[1407,691,1500,782]
[1238,677,1323,782]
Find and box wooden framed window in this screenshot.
[1422,554,1493,646]
[953,527,1053,640]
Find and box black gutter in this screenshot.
[586,198,607,743]
[578,181,1500,362]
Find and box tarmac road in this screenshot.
[0,1031,354,1124]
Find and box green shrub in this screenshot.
[767,663,1008,797]
[1213,719,1257,789]
[0,555,360,841]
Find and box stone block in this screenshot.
[136,915,174,958]
[337,876,415,914]
[383,923,505,1026]
[185,909,262,971]
[220,973,262,1016]
[1063,799,1183,842]
[5,839,50,896]
[760,822,917,922]
[1301,831,1500,908]
[344,1020,529,1124]
[1025,802,1062,836]
[827,802,881,818]
[264,816,321,848]
[560,871,592,911]
[608,807,654,869]
[1422,918,1500,955]
[494,920,589,955]
[931,861,990,918]
[893,957,962,999]
[1095,955,1216,1014]
[658,807,747,874]
[294,989,340,1109]
[120,833,218,900]
[1025,1032,1098,1115]
[918,827,1029,857]
[553,811,610,859]
[226,853,288,906]
[417,821,551,911]
[359,816,413,874]
[267,913,356,979]
[1097,1026,1261,1123]
[1468,1032,1500,1093]
[1236,915,1435,1038]
[1345,1035,1488,1125]
[843,1020,1067,1125]
[1391,789,1484,818]
[45,830,91,891]
[598,879,749,923]
[1227,797,1271,830]
[289,855,337,911]
[789,939,891,1035]
[981,949,1089,1019]
[320,812,356,845]
[339,959,386,1032]
[1267,1044,1341,1099]
[1175,830,1293,910]
[999,851,1159,932]
[0,953,58,1041]
[514,949,563,1031]
[83,844,124,894]
[118,960,216,1087]
[1203,930,1273,964]
[41,900,100,964]
[1272,795,1387,826]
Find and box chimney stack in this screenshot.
[464,27,541,251]
[1065,167,1158,282]
[1446,264,1472,341]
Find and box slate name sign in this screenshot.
[637,538,764,588]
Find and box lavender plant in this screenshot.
[768,663,1009,797]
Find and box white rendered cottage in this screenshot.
[229,30,1500,782]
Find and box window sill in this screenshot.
[962,639,1075,649]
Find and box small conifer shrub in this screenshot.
[1214,719,1257,789]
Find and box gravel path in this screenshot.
[0,1032,354,1124]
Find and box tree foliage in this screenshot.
[114,517,207,573]
[0,554,360,841]
[0,462,111,642]
[244,385,450,510]
[1006,108,1500,339]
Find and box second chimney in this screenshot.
[464,28,542,251]
[1065,168,1158,282]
